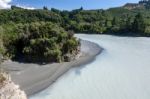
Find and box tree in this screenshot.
[112,17,119,26]
[125,16,132,31]
[11,5,22,10]
[43,6,48,10]
[80,6,83,10]
[51,8,60,14]
[132,13,145,33]
[6,22,80,63]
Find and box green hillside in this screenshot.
[0,0,150,62]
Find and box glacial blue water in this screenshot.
[30,34,150,99]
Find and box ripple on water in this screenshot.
[30,34,150,99]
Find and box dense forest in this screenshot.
[0,0,150,62]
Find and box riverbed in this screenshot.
[30,34,150,99]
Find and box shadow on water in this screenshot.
[74,50,104,76]
[74,62,92,76]
[74,66,84,75]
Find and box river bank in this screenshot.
[0,40,102,97]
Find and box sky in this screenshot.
[0,0,140,10]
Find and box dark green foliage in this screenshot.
[1,1,150,62]
[132,13,145,33]
[0,8,62,24]
[139,0,150,9]
[0,4,150,36]
[0,22,79,63]
[43,6,48,10]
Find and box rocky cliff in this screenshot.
[0,71,27,99]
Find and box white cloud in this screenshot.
[16,5,35,10]
[0,0,35,10]
[0,0,12,9]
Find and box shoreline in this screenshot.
[0,40,102,97]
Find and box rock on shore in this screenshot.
[0,72,27,99]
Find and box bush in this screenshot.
[2,22,80,63]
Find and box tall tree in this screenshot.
[132,13,145,33]
[43,6,48,10]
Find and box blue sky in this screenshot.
[11,0,140,10]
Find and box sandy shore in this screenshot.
[0,40,102,96]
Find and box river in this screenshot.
[30,34,150,99]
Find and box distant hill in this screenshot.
[123,0,150,10]
[123,3,145,10]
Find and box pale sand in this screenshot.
[0,40,102,96]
